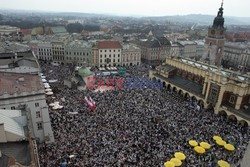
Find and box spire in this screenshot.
[221,0,224,8]
[212,1,225,29]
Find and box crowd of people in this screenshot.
[38,61,250,167]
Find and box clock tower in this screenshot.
[203,1,225,66]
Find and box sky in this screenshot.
[0,0,249,17]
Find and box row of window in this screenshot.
[7,103,39,110]
[65,57,89,61]
[39,52,51,56]
[65,52,90,56]
[52,47,64,50]
[100,59,120,63]
[123,57,139,61]
[100,49,120,52]
[53,51,64,55]
[100,54,120,58]
[39,48,52,52]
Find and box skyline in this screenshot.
[0,0,250,17]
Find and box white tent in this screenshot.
[49,103,55,107]
[46,92,53,95]
[49,79,58,83]
[45,88,52,92]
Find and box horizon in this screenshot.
[1,7,250,19]
[0,0,250,18]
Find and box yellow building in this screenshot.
[150,57,250,125]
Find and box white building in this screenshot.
[97,41,122,67]
[223,42,250,70]
[0,72,54,143]
[177,40,197,58]
[122,44,141,66]
[37,42,52,61]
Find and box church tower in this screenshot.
[203,1,225,66]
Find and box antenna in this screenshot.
[221,0,224,8]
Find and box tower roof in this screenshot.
[212,0,225,29]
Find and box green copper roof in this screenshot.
[51,26,68,34]
[78,67,93,77]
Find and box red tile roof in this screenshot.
[98,41,122,49]
[20,29,32,35]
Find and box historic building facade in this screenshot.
[97,41,122,67]
[222,42,250,71]
[202,2,226,66]
[122,44,141,66]
[64,40,92,66]
[150,57,250,125]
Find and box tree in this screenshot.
[66,23,84,33]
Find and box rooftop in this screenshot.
[98,41,122,49]
[0,142,31,166]
[51,26,68,34]
[178,40,197,46]
[0,72,42,96]
[0,111,25,137]
[179,58,250,83]
[123,44,140,50]
[66,40,91,48]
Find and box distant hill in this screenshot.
[0,9,250,25]
[145,14,250,25]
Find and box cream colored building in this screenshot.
[37,42,52,61]
[150,57,250,125]
[98,41,122,67]
[51,40,66,64]
[122,44,141,66]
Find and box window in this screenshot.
[100,50,102,52]
[113,59,115,62]
[109,54,111,58]
[35,103,39,107]
[11,106,15,110]
[37,122,43,130]
[110,50,111,52]
[105,50,106,52]
[100,59,102,63]
[118,59,120,62]
[36,111,41,118]
[229,95,235,104]
[114,50,115,52]
[118,54,120,57]
[100,55,102,58]
[105,55,106,58]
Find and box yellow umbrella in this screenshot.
[216,140,227,146]
[224,144,235,151]
[174,152,186,160]
[194,146,206,154]
[170,158,182,166]
[218,160,230,167]
[213,135,222,141]
[164,161,175,167]
[189,140,198,147]
[200,142,211,150]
